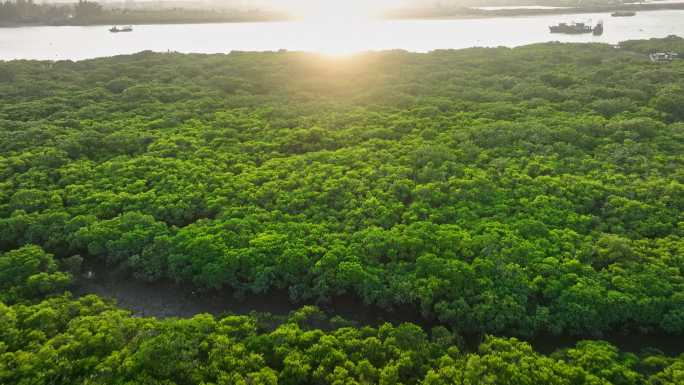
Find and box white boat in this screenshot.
[109,26,133,33]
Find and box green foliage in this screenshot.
[0,245,71,303]
[619,35,684,55]
[653,85,684,121]
[0,296,683,385]
[1,39,684,339]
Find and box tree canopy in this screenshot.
[1,39,683,342]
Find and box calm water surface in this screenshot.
[0,10,683,60]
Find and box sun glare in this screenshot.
[285,0,392,56]
[290,0,385,23]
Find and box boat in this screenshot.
[611,11,636,17]
[593,20,604,36]
[549,21,593,34]
[109,26,133,33]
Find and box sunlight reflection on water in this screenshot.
[1,10,683,60]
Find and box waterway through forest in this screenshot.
[73,271,684,356]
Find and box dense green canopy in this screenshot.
[0,251,683,385]
[2,37,684,385]
[1,40,684,341]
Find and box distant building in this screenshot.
[649,52,679,63]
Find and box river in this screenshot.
[73,271,684,356]
[1,9,683,60]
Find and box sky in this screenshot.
[281,0,416,19]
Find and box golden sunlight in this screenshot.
[283,0,402,55]
[289,0,388,22]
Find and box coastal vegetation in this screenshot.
[2,293,684,384]
[1,248,684,385]
[1,245,684,385]
[619,35,684,55]
[1,38,684,383]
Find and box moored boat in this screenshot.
[549,21,593,34]
[109,26,133,33]
[611,11,636,17]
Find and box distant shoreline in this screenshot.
[1,2,683,28]
[0,18,289,28]
[0,15,291,28]
[386,2,684,20]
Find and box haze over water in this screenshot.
[1,9,683,60]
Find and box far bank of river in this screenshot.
[72,272,684,356]
[388,2,684,19]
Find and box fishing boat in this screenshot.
[611,11,636,17]
[109,26,133,33]
[549,21,593,34]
